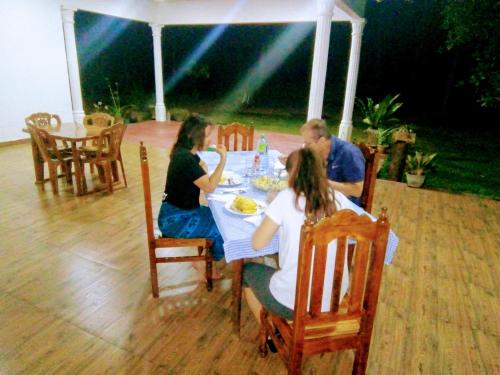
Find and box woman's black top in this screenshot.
[163,148,206,209]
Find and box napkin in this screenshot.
[207,194,235,203]
[243,214,264,227]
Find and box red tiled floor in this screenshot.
[123,120,303,154]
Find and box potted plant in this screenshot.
[392,124,416,144]
[108,82,133,123]
[405,151,437,188]
[376,127,395,153]
[357,94,403,146]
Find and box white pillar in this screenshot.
[61,7,85,124]
[150,23,167,122]
[339,20,365,141]
[307,0,336,121]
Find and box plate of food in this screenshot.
[224,195,266,216]
[252,175,288,192]
[219,171,243,187]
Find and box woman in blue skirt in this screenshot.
[158,115,227,278]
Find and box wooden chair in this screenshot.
[257,208,390,375]
[27,125,73,194]
[25,112,62,131]
[139,142,214,297]
[217,123,254,151]
[83,112,114,127]
[357,143,381,214]
[80,123,127,193]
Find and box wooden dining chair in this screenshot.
[27,125,74,194]
[25,112,70,150]
[83,112,114,127]
[217,123,254,151]
[257,208,390,375]
[357,143,381,214]
[139,142,213,297]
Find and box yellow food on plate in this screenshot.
[232,195,257,214]
[220,176,228,185]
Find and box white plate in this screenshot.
[219,172,243,187]
[224,198,266,216]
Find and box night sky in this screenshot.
[75,1,495,128]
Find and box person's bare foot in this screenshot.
[192,262,223,281]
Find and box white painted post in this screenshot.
[150,23,167,122]
[339,20,365,141]
[61,7,85,124]
[307,0,336,121]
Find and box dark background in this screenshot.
[75,0,497,128]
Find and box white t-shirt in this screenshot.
[265,188,358,312]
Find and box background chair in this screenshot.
[25,112,62,131]
[257,209,390,375]
[28,125,73,194]
[217,123,254,151]
[80,123,127,193]
[357,143,381,214]
[83,112,114,127]
[139,142,213,297]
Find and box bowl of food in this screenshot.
[252,175,287,192]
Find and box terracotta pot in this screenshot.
[365,128,378,147]
[406,173,425,188]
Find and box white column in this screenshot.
[150,23,167,122]
[339,20,365,141]
[61,7,84,124]
[307,0,336,121]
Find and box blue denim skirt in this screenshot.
[158,201,225,261]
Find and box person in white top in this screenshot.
[243,147,356,323]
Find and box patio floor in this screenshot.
[0,123,498,374]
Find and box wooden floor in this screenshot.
[0,138,499,375]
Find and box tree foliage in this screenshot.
[441,0,499,108]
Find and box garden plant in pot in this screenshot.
[405,151,437,188]
[376,127,395,153]
[357,94,403,147]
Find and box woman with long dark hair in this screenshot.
[158,115,226,278]
[243,147,353,321]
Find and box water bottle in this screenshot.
[257,134,269,173]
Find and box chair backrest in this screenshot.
[28,125,63,163]
[292,209,390,343]
[358,143,380,213]
[217,123,254,151]
[25,112,61,131]
[95,123,125,162]
[83,112,114,127]
[139,142,156,245]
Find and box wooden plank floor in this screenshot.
[0,140,498,374]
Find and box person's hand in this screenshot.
[278,154,287,166]
[215,144,227,159]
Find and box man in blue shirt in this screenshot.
[301,119,365,205]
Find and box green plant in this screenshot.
[108,82,134,120]
[406,151,437,175]
[377,127,396,145]
[356,94,403,129]
[169,107,191,121]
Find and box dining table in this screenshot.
[199,150,399,335]
[25,123,118,196]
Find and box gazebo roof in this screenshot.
[61,0,365,25]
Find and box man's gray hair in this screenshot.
[300,118,331,140]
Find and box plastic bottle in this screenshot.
[257,134,269,173]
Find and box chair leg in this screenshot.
[205,247,213,292]
[103,161,113,193]
[288,347,304,375]
[352,341,370,375]
[148,245,159,298]
[65,160,73,185]
[258,309,269,358]
[119,154,127,187]
[48,163,59,194]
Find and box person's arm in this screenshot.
[252,216,279,250]
[328,179,364,198]
[194,145,227,193]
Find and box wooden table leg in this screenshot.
[71,142,83,196]
[29,136,44,184]
[232,259,244,336]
